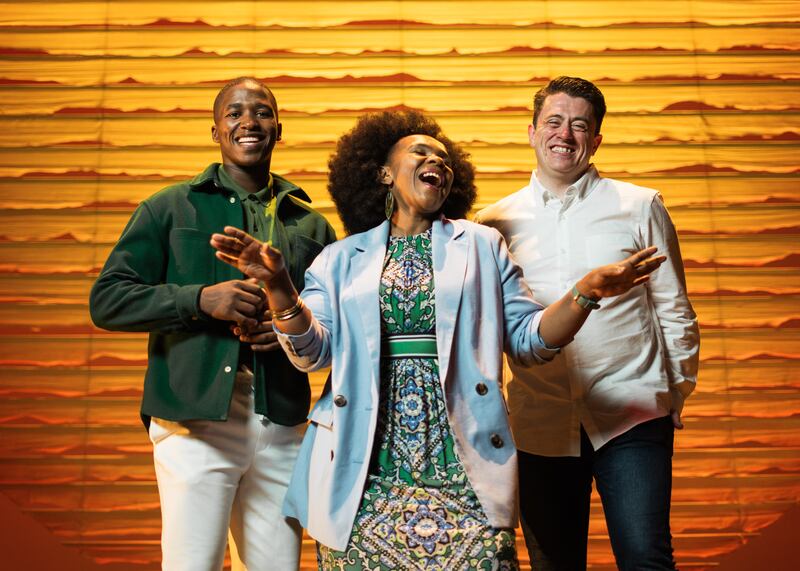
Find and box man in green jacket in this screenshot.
[90,77,336,571]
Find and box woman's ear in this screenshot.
[379,166,393,186]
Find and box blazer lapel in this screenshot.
[349,221,390,390]
[432,218,468,386]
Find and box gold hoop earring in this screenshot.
[384,190,395,220]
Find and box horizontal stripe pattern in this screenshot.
[0,1,797,569]
[382,333,438,358]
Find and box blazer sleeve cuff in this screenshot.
[531,310,561,363]
[275,322,328,371]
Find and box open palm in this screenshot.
[583,246,666,299]
[210,226,285,283]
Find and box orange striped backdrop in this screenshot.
[0,1,798,569]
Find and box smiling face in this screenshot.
[211,80,282,172]
[381,134,454,231]
[529,91,603,193]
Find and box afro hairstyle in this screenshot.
[327,109,476,235]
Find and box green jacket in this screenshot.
[90,163,336,427]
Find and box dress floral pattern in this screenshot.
[317,228,518,570]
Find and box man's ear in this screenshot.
[591,133,603,156]
[277,122,283,142]
[527,123,536,147]
[211,125,219,143]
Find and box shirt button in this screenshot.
[333,394,347,407]
[229,196,236,204]
[475,382,488,396]
[490,434,504,448]
[224,366,232,373]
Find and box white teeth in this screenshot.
[552,146,574,154]
[238,136,259,144]
[420,171,441,186]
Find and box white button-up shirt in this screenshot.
[476,166,700,456]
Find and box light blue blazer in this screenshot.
[277,218,556,550]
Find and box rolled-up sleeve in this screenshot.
[274,246,333,372]
[490,228,560,366]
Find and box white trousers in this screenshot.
[149,372,305,571]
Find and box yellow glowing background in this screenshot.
[0,1,798,569]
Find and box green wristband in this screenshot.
[572,284,601,310]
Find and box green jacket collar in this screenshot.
[187,163,313,209]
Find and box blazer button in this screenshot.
[333,394,347,407]
[475,382,488,395]
[490,434,504,448]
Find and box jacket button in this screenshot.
[490,434,504,448]
[229,196,236,204]
[333,394,347,407]
[224,366,232,373]
[475,382,488,395]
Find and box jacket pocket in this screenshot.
[294,234,325,263]
[291,234,326,290]
[167,228,215,285]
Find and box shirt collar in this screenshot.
[529,165,600,207]
[188,164,313,209]
[217,165,273,204]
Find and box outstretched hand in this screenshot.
[579,246,666,300]
[539,246,667,349]
[211,226,307,335]
[210,226,285,284]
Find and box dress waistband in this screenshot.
[382,333,437,359]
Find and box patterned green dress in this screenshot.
[317,229,518,570]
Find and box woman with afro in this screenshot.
[211,109,663,570]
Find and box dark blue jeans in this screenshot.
[518,415,676,571]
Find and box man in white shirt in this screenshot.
[475,76,699,570]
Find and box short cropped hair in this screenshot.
[533,76,606,135]
[212,77,277,122]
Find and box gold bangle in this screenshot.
[272,297,305,321]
